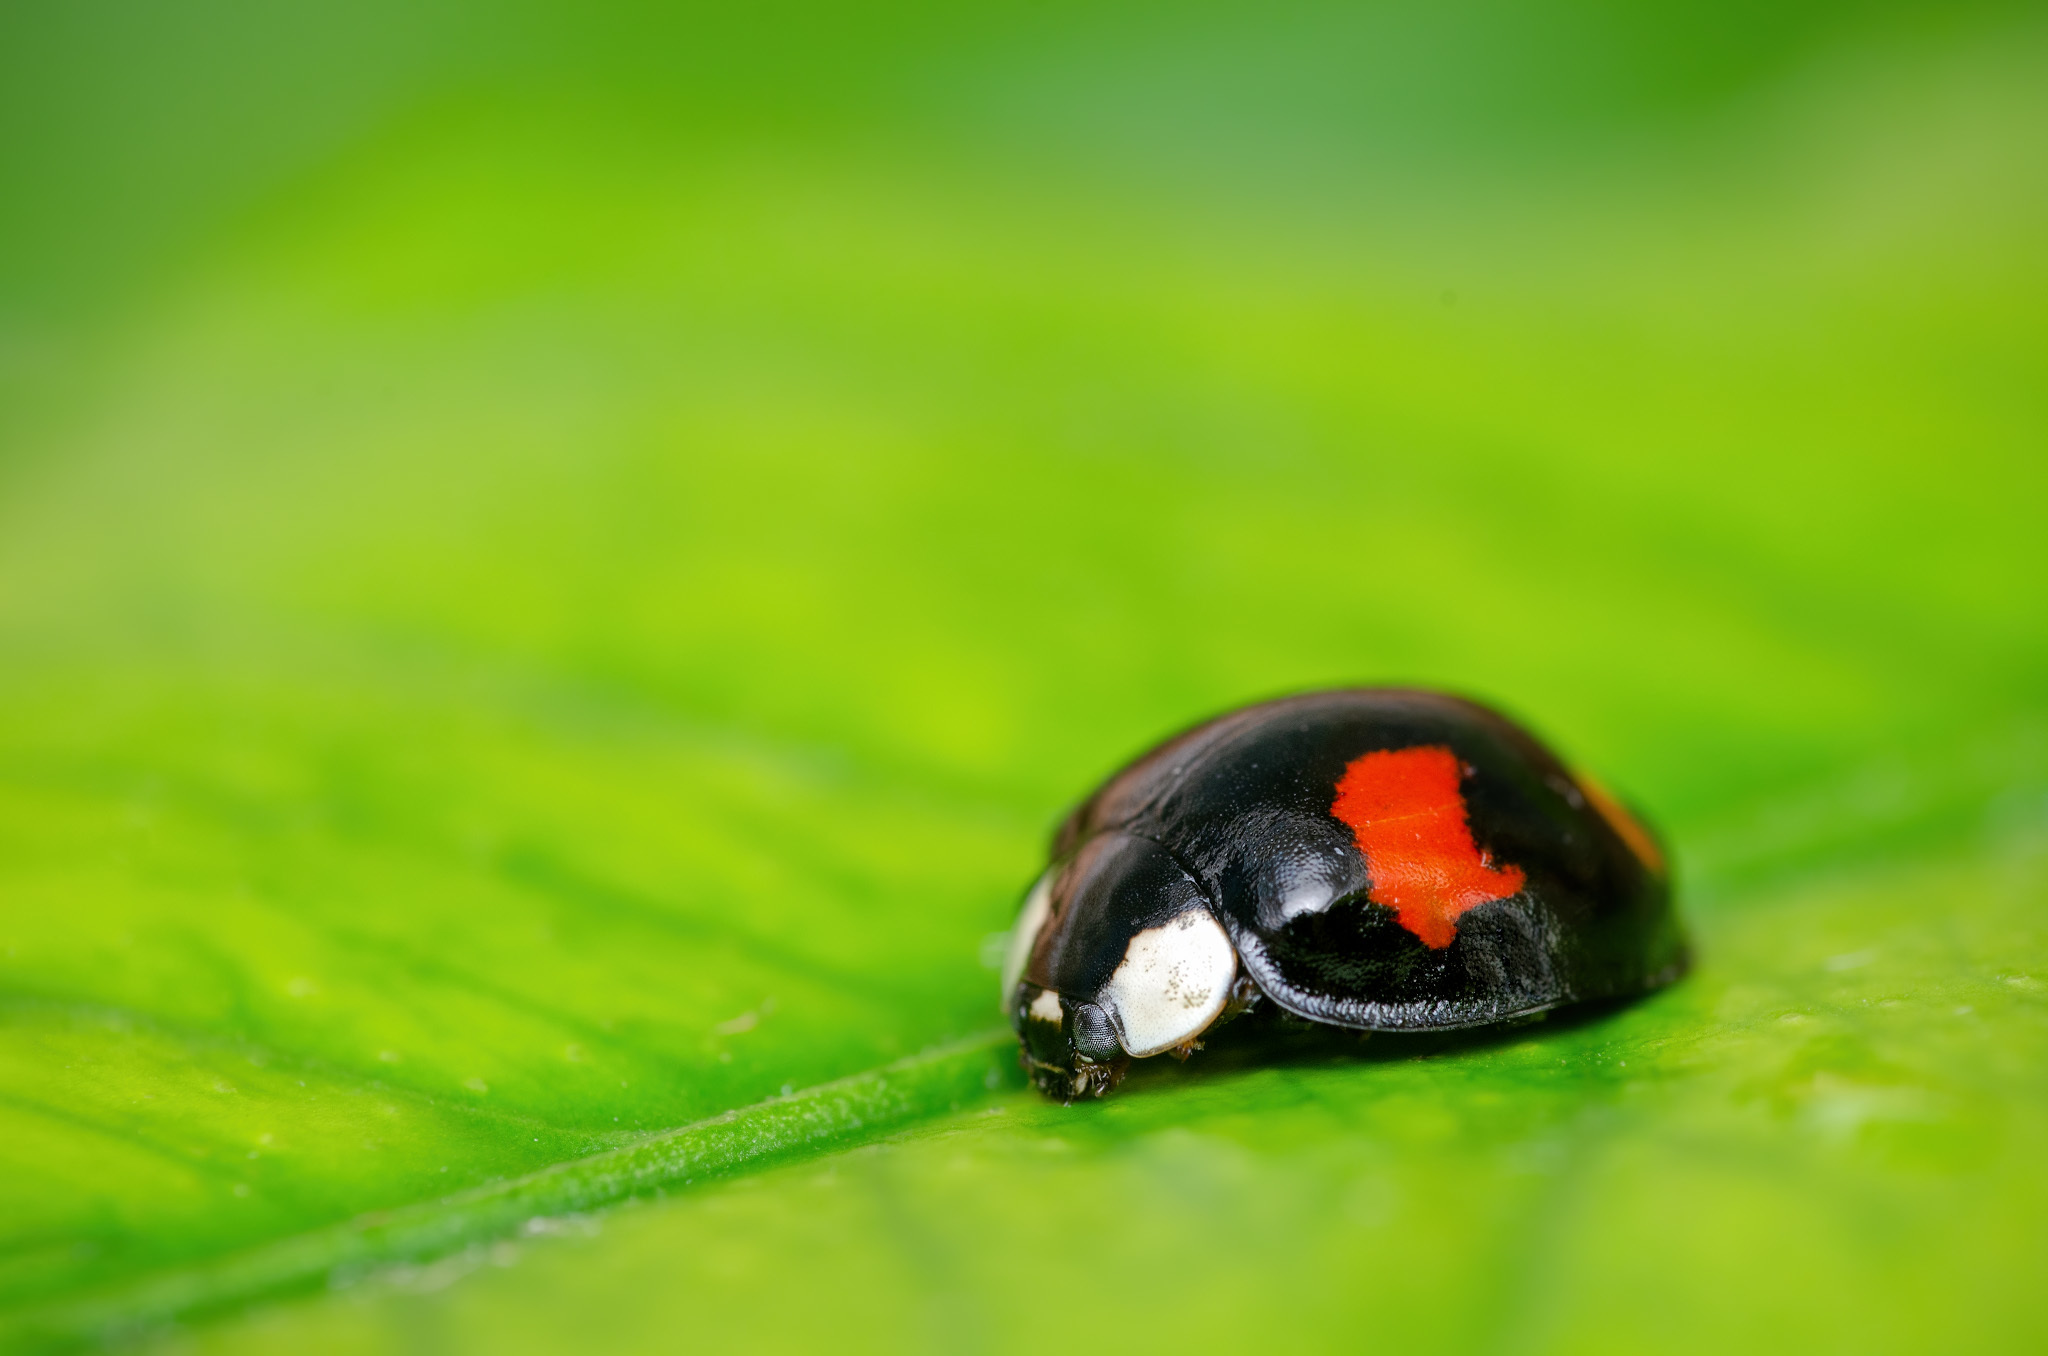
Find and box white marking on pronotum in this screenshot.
[1099,909,1237,1058]
[1000,870,1055,1004]
[1027,988,1063,1025]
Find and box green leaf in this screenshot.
[1,1,2044,1351]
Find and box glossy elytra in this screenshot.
[1003,690,1685,1099]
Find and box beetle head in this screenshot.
[1004,832,1243,1100]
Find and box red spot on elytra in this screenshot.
[1330,745,1527,949]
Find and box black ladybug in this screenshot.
[1002,690,1685,1099]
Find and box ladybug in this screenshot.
[1001,689,1684,1099]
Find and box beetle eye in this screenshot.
[1069,1002,1119,1061]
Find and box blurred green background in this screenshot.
[2,0,2045,1351]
